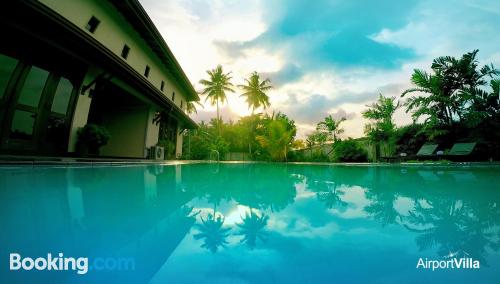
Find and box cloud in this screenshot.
[253,0,418,71]
[370,0,500,65]
[193,104,242,124]
[262,63,304,87]
[140,0,500,139]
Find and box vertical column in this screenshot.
[67,67,100,153]
[144,107,160,157]
[175,124,183,158]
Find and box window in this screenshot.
[160,81,164,91]
[51,77,73,115]
[0,54,18,99]
[85,16,100,33]
[144,65,150,77]
[18,66,50,107]
[121,45,130,59]
[10,110,35,139]
[171,92,175,102]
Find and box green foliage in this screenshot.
[362,94,399,140]
[157,139,176,159]
[402,50,499,128]
[76,124,111,155]
[398,50,500,160]
[362,94,399,160]
[256,114,296,161]
[394,124,427,155]
[182,112,297,161]
[333,139,368,162]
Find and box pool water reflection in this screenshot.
[1,163,499,283]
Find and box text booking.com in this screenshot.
[9,253,135,275]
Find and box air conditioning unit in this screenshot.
[150,146,164,160]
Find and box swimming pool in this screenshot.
[1,163,499,283]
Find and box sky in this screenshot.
[140,0,500,139]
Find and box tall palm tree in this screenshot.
[239,71,272,114]
[199,65,234,134]
[317,115,346,142]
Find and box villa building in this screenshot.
[0,0,199,159]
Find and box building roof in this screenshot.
[108,0,199,102]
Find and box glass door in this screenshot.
[0,49,81,156]
[1,64,53,152]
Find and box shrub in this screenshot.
[394,124,427,155]
[76,124,111,156]
[333,139,368,162]
[158,139,176,159]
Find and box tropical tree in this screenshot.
[402,50,499,128]
[238,114,261,157]
[199,65,234,134]
[461,78,500,126]
[362,94,399,160]
[317,115,346,142]
[291,139,306,150]
[239,71,272,114]
[256,115,295,161]
[305,131,327,159]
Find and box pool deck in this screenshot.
[0,155,207,167]
[1,155,499,168]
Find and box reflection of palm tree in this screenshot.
[237,209,269,249]
[403,198,497,264]
[364,194,400,227]
[194,212,231,253]
[316,182,347,210]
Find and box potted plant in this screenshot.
[76,124,111,156]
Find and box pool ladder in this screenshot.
[209,150,220,163]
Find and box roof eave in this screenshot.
[108,0,200,102]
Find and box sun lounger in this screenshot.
[442,142,476,161]
[381,144,438,162]
[416,144,438,157]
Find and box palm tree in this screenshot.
[317,115,346,142]
[199,65,234,134]
[402,50,499,127]
[237,209,269,249]
[239,71,272,114]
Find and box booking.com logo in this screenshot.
[9,253,135,275]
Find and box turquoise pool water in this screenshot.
[1,163,499,283]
